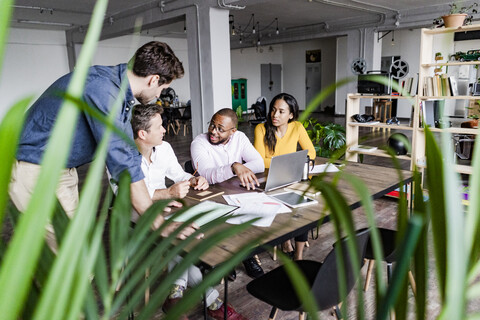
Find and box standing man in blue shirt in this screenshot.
[9,41,198,240]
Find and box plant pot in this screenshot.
[469,119,479,127]
[442,14,467,28]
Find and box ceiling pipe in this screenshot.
[313,0,386,14]
[12,4,91,15]
[350,0,398,13]
[217,0,245,10]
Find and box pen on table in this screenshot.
[192,161,199,176]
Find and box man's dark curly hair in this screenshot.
[131,41,184,86]
[131,103,164,139]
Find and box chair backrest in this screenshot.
[181,106,191,120]
[160,87,176,103]
[184,160,195,174]
[310,229,369,310]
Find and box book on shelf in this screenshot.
[441,74,450,96]
[350,145,378,152]
[448,76,458,96]
[424,76,434,96]
[415,72,420,95]
[432,75,439,96]
[186,185,225,202]
[401,77,416,96]
[419,100,424,127]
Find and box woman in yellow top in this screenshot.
[254,93,316,260]
[254,93,316,168]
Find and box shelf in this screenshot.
[347,122,413,130]
[423,24,480,35]
[418,127,479,135]
[419,95,480,100]
[421,61,480,67]
[348,147,411,160]
[348,94,415,100]
[416,162,473,175]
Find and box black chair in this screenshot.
[184,160,195,175]
[246,229,369,320]
[249,97,267,126]
[178,105,192,136]
[162,107,181,135]
[363,228,417,296]
[160,87,176,106]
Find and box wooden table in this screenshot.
[184,158,414,269]
[181,159,413,319]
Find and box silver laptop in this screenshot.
[257,149,308,192]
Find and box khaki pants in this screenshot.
[9,161,79,250]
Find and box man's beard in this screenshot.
[208,133,229,145]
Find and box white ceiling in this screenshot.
[9,0,477,47]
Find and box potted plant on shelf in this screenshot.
[433,2,478,28]
[466,100,480,127]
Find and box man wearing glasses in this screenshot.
[190,108,265,279]
[191,108,264,189]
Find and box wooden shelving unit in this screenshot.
[346,25,480,176]
[345,94,418,168]
[415,25,480,175]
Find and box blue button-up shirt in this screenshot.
[17,63,144,182]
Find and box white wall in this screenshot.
[0,30,192,121]
[283,38,337,110]
[83,35,191,104]
[230,46,283,109]
[230,37,337,111]
[382,28,422,118]
[0,28,69,119]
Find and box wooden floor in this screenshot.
[147,113,440,319]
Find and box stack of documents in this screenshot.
[223,192,291,227]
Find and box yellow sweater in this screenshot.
[254,121,316,168]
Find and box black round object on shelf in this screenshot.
[387,133,408,155]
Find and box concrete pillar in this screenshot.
[187,4,232,138]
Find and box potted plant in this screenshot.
[302,118,346,158]
[434,2,478,28]
[466,100,480,127]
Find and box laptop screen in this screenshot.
[263,149,308,191]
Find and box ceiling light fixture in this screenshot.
[394,13,401,27]
[230,14,280,44]
[391,30,395,46]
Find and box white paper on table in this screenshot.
[310,163,340,173]
[223,192,291,227]
[165,200,238,226]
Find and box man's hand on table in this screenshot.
[168,180,190,198]
[232,162,260,190]
[190,176,209,190]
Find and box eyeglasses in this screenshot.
[208,122,234,134]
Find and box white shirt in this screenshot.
[141,141,192,198]
[190,131,265,184]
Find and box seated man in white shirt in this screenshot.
[191,108,266,279]
[191,108,264,189]
[132,104,246,320]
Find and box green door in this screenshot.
[231,78,247,112]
